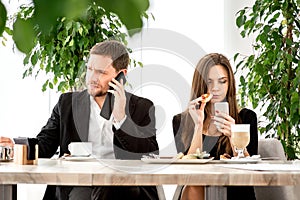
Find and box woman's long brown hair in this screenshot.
[181,53,241,157]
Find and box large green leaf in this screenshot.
[99,0,149,35]
[61,0,89,19]
[0,1,7,36]
[33,0,89,34]
[12,17,35,54]
[7,0,149,53]
[236,11,246,28]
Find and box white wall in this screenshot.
[0,0,61,139]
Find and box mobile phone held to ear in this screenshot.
[214,102,229,115]
[100,71,126,120]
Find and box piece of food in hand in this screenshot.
[195,93,213,109]
[200,93,213,103]
[220,153,231,159]
[176,152,184,159]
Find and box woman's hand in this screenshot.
[212,110,235,137]
[189,97,207,127]
[188,97,207,154]
[232,147,250,157]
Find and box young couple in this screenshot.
[0,40,257,200]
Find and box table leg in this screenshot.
[0,185,17,200]
[205,186,227,200]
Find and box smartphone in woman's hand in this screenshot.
[214,102,229,115]
[214,102,229,130]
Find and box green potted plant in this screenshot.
[235,0,300,159]
[3,1,149,92]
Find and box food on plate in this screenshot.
[220,151,251,159]
[176,148,210,160]
[220,153,231,159]
[195,147,201,156]
[182,154,198,159]
[176,152,184,159]
[200,93,213,103]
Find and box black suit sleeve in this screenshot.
[113,96,159,159]
[36,96,62,158]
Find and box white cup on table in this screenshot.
[68,142,92,157]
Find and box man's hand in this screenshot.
[0,136,14,147]
[108,78,126,122]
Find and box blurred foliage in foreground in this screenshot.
[0,0,149,53]
[1,0,150,92]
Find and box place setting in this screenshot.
[218,124,262,164]
[141,149,214,164]
[60,142,95,161]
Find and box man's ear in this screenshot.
[120,69,127,75]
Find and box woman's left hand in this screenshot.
[212,111,235,137]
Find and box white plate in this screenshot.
[63,156,94,161]
[141,157,214,164]
[220,158,261,164]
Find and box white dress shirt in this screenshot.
[88,96,126,159]
[88,96,115,159]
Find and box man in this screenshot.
[1,40,159,200]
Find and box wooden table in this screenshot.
[1,159,300,200]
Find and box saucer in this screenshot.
[63,156,94,161]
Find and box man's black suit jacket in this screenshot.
[38,90,159,199]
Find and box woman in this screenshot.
[173,53,258,200]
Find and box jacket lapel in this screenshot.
[72,91,135,142]
[72,90,90,142]
[125,92,136,117]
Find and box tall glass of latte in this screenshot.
[231,124,250,158]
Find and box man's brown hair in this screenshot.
[90,40,129,71]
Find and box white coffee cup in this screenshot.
[68,142,92,156]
